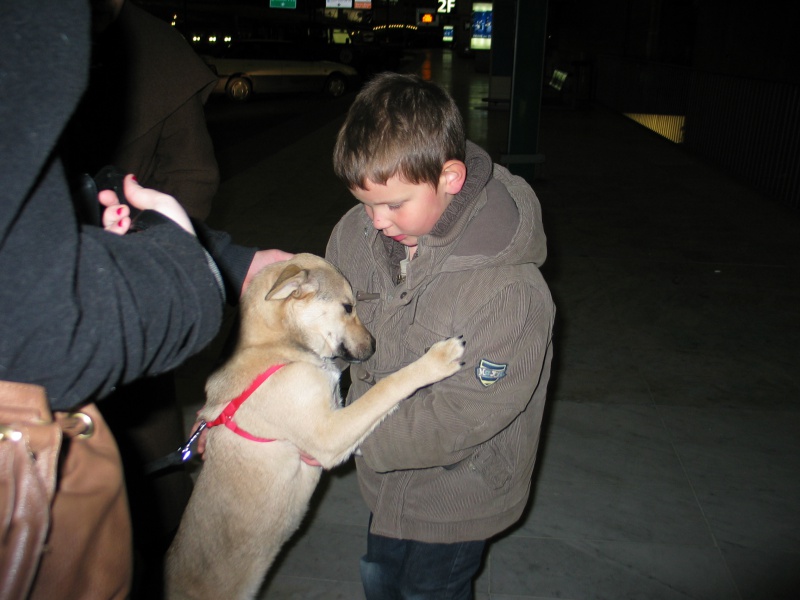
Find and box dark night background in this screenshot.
[139,0,800,85]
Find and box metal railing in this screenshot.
[594,55,800,210]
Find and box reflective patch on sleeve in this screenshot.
[476,359,508,387]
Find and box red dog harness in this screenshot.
[206,364,321,467]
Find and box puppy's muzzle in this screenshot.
[339,333,376,363]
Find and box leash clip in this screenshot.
[179,420,207,463]
[143,420,208,475]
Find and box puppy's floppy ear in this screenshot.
[266,265,319,300]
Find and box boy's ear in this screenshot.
[441,160,467,195]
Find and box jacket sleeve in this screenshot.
[0,168,224,411]
[194,222,258,303]
[0,0,226,410]
[358,276,555,472]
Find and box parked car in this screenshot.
[203,40,359,101]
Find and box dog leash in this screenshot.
[144,364,319,473]
[144,420,208,475]
[143,367,285,475]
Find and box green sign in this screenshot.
[270,0,297,8]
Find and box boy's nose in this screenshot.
[371,212,389,229]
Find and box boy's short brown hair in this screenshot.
[333,72,466,190]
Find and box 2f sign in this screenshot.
[438,0,456,14]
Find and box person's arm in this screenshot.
[0,183,224,411]
[193,222,293,302]
[98,175,291,303]
[358,279,554,472]
[0,0,225,411]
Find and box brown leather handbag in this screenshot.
[0,381,132,600]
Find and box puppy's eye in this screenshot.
[343,303,354,314]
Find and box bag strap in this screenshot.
[0,380,51,423]
[0,381,60,600]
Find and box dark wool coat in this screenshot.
[0,0,244,410]
[326,142,555,542]
[61,0,219,220]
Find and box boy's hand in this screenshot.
[98,174,196,236]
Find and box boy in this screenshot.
[326,72,555,599]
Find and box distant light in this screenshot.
[549,69,567,91]
[209,36,217,43]
[224,36,232,43]
[623,113,685,143]
[373,24,417,32]
[192,35,201,43]
[471,3,492,50]
[470,37,490,50]
[417,8,438,26]
[332,28,350,44]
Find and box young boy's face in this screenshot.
[351,162,465,254]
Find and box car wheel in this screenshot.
[339,47,354,64]
[226,76,252,101]
[324,74,347,98]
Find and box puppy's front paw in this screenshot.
[419,336,466,380]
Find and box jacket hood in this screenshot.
[419,141,547,275]
[105,1,218,145]
[2,0,90,223]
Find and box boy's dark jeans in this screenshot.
[360,517,486,600]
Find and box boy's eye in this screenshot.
[388,204,402,210]
[343,303,354,314]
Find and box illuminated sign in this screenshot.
[326,0,352,7]
[470,2,492,50]
[270,0,297,7]
[443,25,454,42]
[417,9,438,26]
[438,0,456,13]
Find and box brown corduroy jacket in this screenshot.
[326,142,555,543]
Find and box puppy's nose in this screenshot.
[339,333,375,363]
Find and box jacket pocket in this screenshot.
[468,444,512,490]
[402,320,450,357]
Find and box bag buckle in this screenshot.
[62,412,94,439]
[0,425,23,442]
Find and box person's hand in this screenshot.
[98,174,195,236]
[101,201,132,234]
[241,249,295,296]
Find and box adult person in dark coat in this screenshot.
[59,2,228,594]
[0,0,289,596]
[63,0,220,219]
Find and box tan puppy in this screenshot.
[165,253,465,600]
